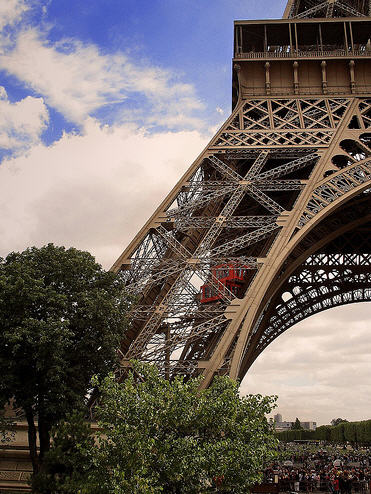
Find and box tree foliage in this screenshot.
[314,425,332,442]
[277,419,371,445]
[331,417,348,426]
[291,418,303,430]
[35,362,278,494]
[32,411,96,493]
[0,244,129,472]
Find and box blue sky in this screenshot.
[0,0,286,154]
[0,0,370,424]
[0,0,288,263]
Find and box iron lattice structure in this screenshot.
[284,0,371,18]
[112,0,371,387]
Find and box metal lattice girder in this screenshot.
[193,152,275,255]
[244,150,269,179]
[126,269,197,358]
[184,181,236,188]
[257,280,370,350]
[238,194,371,377]
[167,185,237,217]
[175,216,277,230]
[326,1,335,16]
[294,1,328,18]
[305,252,371,266]
[246,184,285,214]
[131,303,231,321]
[335,1,367,16]
[213,130,333,148]
[257,153,319,180]
[126,259,187,293]
[113,0,371,385]
[141,315,228,360]
[255,180,305,191]
[207,155,242,182]
[118,119,371,380]
[126,254,259,295]
[225,99,350,133]
[122,228,195,293]
[206,256,259,267]
[194,187,248,254]
[126,215,246,357]
[300,160,371,226]
[209,223,281,258]
[292,0,366,18]
[271,102,301,129]
[155,225,192,260]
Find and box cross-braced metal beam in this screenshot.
[111,1,371,385]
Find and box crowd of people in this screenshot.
[263,443,371,493]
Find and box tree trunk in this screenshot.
[38,417,51,464]
[25,407,40,474]
[37,393,51,468]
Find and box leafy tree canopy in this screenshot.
[0,244,130,472]
[331,418,348,426]
[32,411,96,494]
[34,362,278,494]
[291,418,303,430]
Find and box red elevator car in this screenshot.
[200,263,247,303]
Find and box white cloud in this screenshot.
[0,118,209,267]
[0,0,27,30]
[0,86,48,152]
[242,304,371,425]
[1,116,369,430]
[0,0,369,430]
[0,29,205,129]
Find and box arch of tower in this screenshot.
[113,0,371,386]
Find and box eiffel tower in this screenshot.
[112,0,371,387]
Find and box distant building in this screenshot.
[300,421,317,431]
[273,414,317,432]
[275,421,293,431]
[274,413,282,423]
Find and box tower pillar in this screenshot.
[113,0,371,384]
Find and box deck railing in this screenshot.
[235,49,370,59]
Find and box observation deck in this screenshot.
[232,17,371,105]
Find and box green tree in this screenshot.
[278,420,371,446]
[32,411,96,494]
[315,425,331,441]
[330,422,346,443]
[331,418,348,426]
[291,418,302,430]
[0,244,129,473]
[36,362,278,494]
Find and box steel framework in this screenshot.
[112,0,371,386]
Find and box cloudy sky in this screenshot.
[0,0,369,426]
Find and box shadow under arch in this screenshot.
[238,191,371,380]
